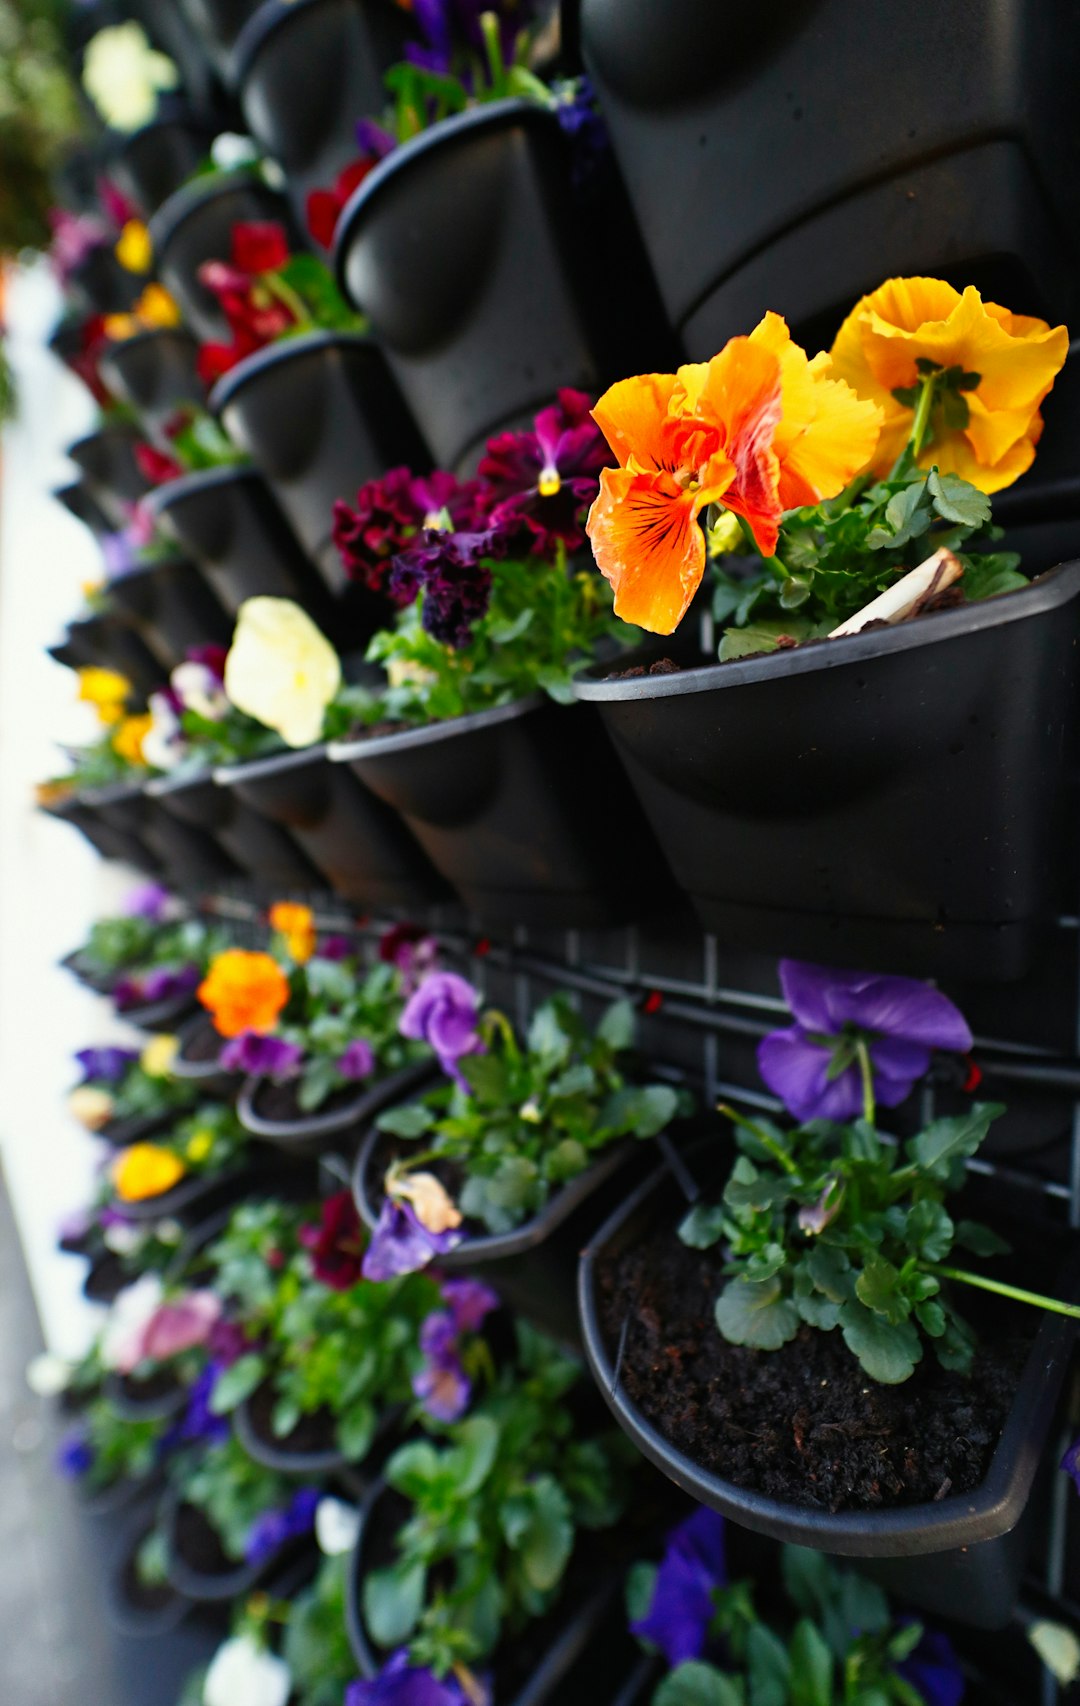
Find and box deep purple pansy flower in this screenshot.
[346,1651,482,1706]
[318,934,356,962]
[478,388,611,556]
[219,1031,304,1080]
[389,526,503,649]
[337,1038,376,1081]
[56,1429,95,1478]
[244,1485,319,1565]
[160,1363,230,1451]
[355,118,396,160]
[631,1506,727,1667]
[114,963,200,1011]
[440,1276,499,1333]
[895,1626,966,1706]
[399,972,483,1087]
[757,960,973,1124]
[75,1046,139,1084]
[362,1199,463,1281]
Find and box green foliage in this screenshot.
[367,552,638,721]
[363,1324,630,1677]
[284,1557,360,1706]
[377,995,687,1235]
[78,1398,166,1494]
[109,1060,199,1123]
[273,251,364,336]
[379,9,555,145]
[158,1100,250,1176]
[0,0,81,257]
[276,955,428,1113]
[683,1103,1005,1382]
[79,912,228,984]
[173,1435,297,1562]
[167,406,246,473]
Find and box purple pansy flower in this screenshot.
[399,972,483,1088]
[362,1199,463,1281]
[219,1031,304,1080]
[631,1506,727,1667]
[56,1429,95,1478]
[122,882,172,919]
[161,1364,231,1450]
[389,530,501,649]
[379,923,438,993]
[346,1651,482,1706]
[75,1046,139,1083]
[1062,1435,1080,1494]
[896,1626,966,1706]
[318,934,356,962]
[440,1276,498,1333]
[406,0,539,75]
[757,961,973,1124]
[412,1312,471,1422]
[355,118,396,160]
[478,389,611,556]
[114,963,200,1011]
[244,1485,319,1565]
[208,1318,255,1368]
[338,1038,376,1081]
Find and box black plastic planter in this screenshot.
[67,243,143,319]
[117,988,201,1035]
[97,328,205,446]
[53,479,113,539]
[580,0,1080,354]
[106,1501,194,1639]
[148,170,299,342]
[104,1368,187,1423]
[176,0,262,82]
[334,100,610,472]
[328,695,671,928]
[98,1107,187,1150]
[145,465,340,633]
[573,565,1080,981]
[172,1010,242,1100]
[110,112,219,219]
[234,1383,351,1477]
[75,783,170,873]
[67,422,153,528]
[40,794,158,872]
[238,1058,434,1161]
[162,1484,310,1603]
[112,1161,254,1226]
[52,614,163,699]
[137,793,242,891]
[234,0,411,223]
[214,744,447,910]
[345,1476,624,1690]
[148,766,322,890]
[107,554,233,670]
[578,1158,1080,1630]
[210,329,429,603]
[354,1120,645,1350]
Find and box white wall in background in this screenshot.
[0,260,149,1358]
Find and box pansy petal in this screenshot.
[586,466,712,634]
[778,960,871,1030]
[756,1026,861,1123]
[591,371,682,471]
[829,976,972,1053]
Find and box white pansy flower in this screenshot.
[1029,1622,1080,1686]
[26,1353,72,1398]
[172,662,229,721]
[315,1496,360,1556]
[102,1221,147,1256]
[142,691,187,773]
[224,598,341,749]
[100,1273,164,1372]
[82,24,179,132]
[203,1634,291,1706]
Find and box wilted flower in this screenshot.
[757,960,973,1124]
[399,972,483,1087]
[631,1506,727,1666]
[219,1031,304,1080]
[362,1198,463,1281]
[110,1143,186,1203]
[478,389,611,555]
[68,1085,115,1130]
[203,1632,292,1706]
[75,1046,138,1084]
[299,1190,365,1290]
[390,1170,462,1235]
[224,598,342,748]
[198,948,291,1039]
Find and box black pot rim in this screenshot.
[117,991,199,1033]
[161,1484,267,1601]
[172,1010,236,1083]
[77,779,150,808]
[577,1155,1080,1557]
[332,96,559,297]
[239,1058,436,1142]
[353,1117,635,1264]
[573,561,1080,703]
[104,1367,188,1423]
[213,741,321,786]
[107,1503,193,1638]
[97,324,199,369]
[67,420,142,459]
[110,1161,250,1223]
[327,692,544,765]
[145,765,218,802]
[232,0,350,84]
[233,1383,350,1476]
[147,166,269,260]
[143,461,260,518]
[207,326,375,415]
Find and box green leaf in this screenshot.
[915,1300,946,1338]
[804,1244,855,1303]
[654,1663,744,1706]
[376,1103,433,1139]
[744,1242,788,1284]
[926,467,992,529]
[597,999,636,1051]
[528,1003,572,1068]
[719,620,808,662]
[549,1063,596,1100]
[779,1546,832,1616]
[789,1618,834,1706]
[906,1104,1003,1178]
[724,1156,792,1214]
[866,479,930,550]
[935,1308,976,1373]
[459,1052,511,1103]
[960,551,1027,602]
[954,1218,1011,1257]
[338,1402,376,1462]
[449,1415,499,1495]
[839,1300,921,1384]
[625,1562,657,1628]
[208,1354,265,1414]
[363,1560,426,1648]
[545,1138,589,1183]
[715,1278,800,1351]
[679,1202,727,1249]
[746,1622,791,1706]
[855,1253,909,1324]
[904,1199,954,1263]
[385,1440,441,1499]
[511,1475,573,1592]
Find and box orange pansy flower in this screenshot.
[268,901,317,965]
[586,314,882,634]
[198,948,290,1039]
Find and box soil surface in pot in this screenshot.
[253,1078,361,1125]
[119,1368,181,1406]
[174,1502,239,1575]
[597,1222,1029,1512]
[121,1543,176,1613]
[248,1379,339,1456]
[183,1020,224,1063]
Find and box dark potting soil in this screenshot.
[119,1367,181,1406]
[174,1501,238,1576]
[248,1379,338,1456]
[253,1078,362,1126]
[183,1021,225,1064]
[597,1222,1029,1513]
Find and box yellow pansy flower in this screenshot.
[224,598,342,748]
[77,666,131,725]
[140,1034,178,1078]
[269,901,317,964]
[134,283,182,327]
[112,713,153,766]
[115,220,153,274]
[185,1129,214,1163]
[111,1143,186,1202]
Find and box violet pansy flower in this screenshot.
[631,1506,727,1667]
[122,881,172,919]
[219,1031,304,1080]
[346,1651,482,1706]
[439,1276,499,1333]
[75,1046,139,1084]
[478,388,611,556]
[412,1312,471,1422]
[244,1485,320,1565]
[399,971,483,1087]
[757,960,973,1124]
[362,1199,463,1281]
[896,1625,966,1706]
[338,1038,376,1081]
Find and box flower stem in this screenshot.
[909,373,937,460]
[927,1264,1080,1321]
[855,1038,876,1127]
[261,269,310,328]
[718,1102,799,1175]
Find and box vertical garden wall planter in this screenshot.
[234,0,411,224]
[66,244,143,319]
[106,554,233,670]
[67,423,153,528]
[144,465,340,634]
[214,743,447,911]
[53,480,114,540]
[578,1156,1080,1629]
[328,696,671,928]
[106,1501,194,1639]
[147,767,322,890]
[42,793,160,873]
[137,793,242,890]
[238,1058,434,1161]
[210,329,428,606]
[51,614,163,699]
[573,564,1080,981]
[110,111,219,219]
[175,0,262,83]
[148,170,300,342]
[335,100,618,472]
[580,0,1080,355]
[97,328,205,447]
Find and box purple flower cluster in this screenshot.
[346,1651,486,1706]
[757,960,973,1124]
[113,963,200,1012]
[411,1277,499,1422]
[399,972,483,1088]
[379,923,438,993]
[405,0,541,75]
[363,1200,463,1282]
[219,1030,304,1080]
[75,1046,139,1084]
[244,1485,320,1565]
[631,1506,727,1666]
